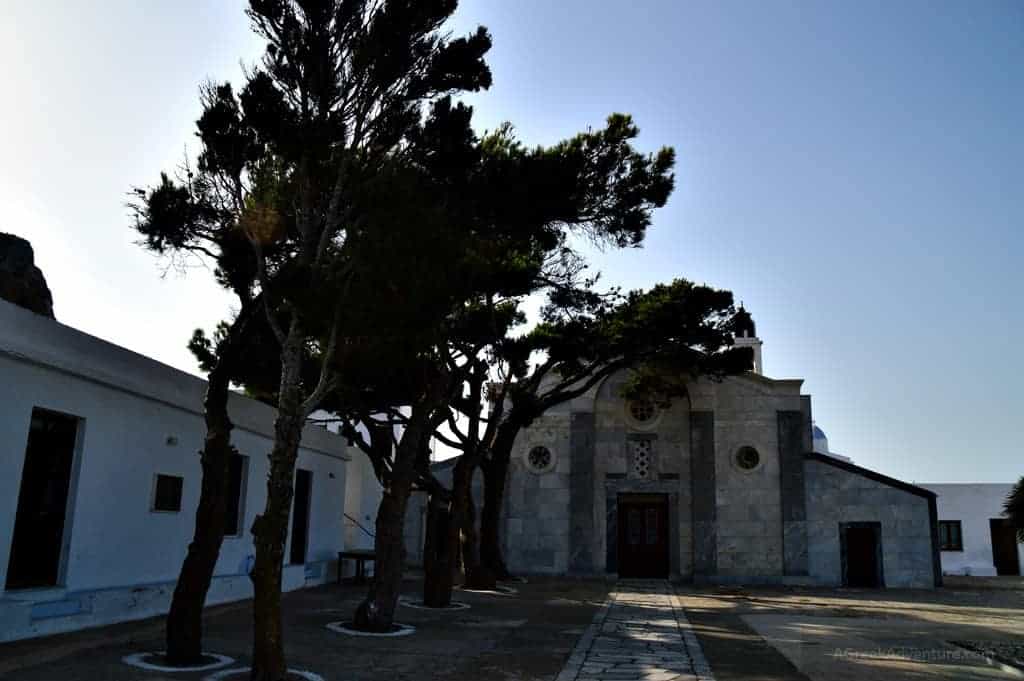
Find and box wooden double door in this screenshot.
[617,494,669,579]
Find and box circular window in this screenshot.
[525,445,555,474]
[628,398,656,424]
[735,446,761,471]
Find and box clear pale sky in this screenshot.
[1,1,1020,483]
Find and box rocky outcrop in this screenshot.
[0,233,55,318]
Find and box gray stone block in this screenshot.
[690,412,717,575]
[568,412,596,574]
[783,521,809,575]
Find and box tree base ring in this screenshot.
[325,620,416,637]
[458,584,518,595]
[122,651,235,672]
[398,597,470,611]
[203,667,324,681]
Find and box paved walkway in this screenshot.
[557,581,713,681]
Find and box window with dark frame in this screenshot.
[938,520,963,551]
[224,454,248,536]
[152,474,184,512]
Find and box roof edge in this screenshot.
[0,299,347,459]
[805,452,936,499]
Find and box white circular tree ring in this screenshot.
[326,621,416,637]
[458,584,518,596]
[204,667,324,681]
[122,651,235,673]
[398,596,470,611]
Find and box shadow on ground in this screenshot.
[678,578,1024,681]
[0,577,609,681]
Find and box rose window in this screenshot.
[735,446,760,471]
[526,445,554,473]
[629,399,656,423]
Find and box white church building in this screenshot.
[0,299,379,642]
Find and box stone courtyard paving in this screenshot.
[555,581,711,681]
[0,577,610,681]
[677,577,1024,681]
[2,577,1023,681]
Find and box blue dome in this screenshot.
[813,425,827,439]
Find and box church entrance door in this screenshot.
[841,522,883,587]
[617,494,669,579]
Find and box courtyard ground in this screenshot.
[0,577,609,681]
[678,577,1024,681]
[0,577,1021,681]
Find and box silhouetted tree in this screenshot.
[144,1,492,677]
[145,1,678,667]
[475,280,754,580]
[325,113,678,621]
[238,1,492,673]
[130,87,270,663]
[1006,476,1024,542]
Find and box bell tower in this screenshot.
[733,305,763,374]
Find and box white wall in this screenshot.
[343,451,382,552]
[923,483,1023,577]
[315,416,384,575]
[0,300,351,641]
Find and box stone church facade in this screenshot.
[501,368,939,588]
[414,320,941,589]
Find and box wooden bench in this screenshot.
[338,549,376,584]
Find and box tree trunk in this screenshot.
[249,324,306,681]
[462,486,495,590]
[479,422,519,580]
[421,493,453,608]
[450,456,488,590]
[461,491,477,572]
[424,455,473,605]
[165,302,255,665]
[353,414,429,631]
[165,398,231,664]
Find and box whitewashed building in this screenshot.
[0,299,367,642]
[922,483,1022,577]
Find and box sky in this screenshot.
[1,1,1021,483]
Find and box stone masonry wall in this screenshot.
[805,458,935,588]
[708,378,803,579]
[593,373,691,578]
[504,412,572,574]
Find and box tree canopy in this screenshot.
[1006,476,1024,542]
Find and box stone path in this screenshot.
[556,581,713,681]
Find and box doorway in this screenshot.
[289,469,312,565]
[990,518,1021,576]
[841,522,883,588]
[6,408,80,590]
[617,494,669,578]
